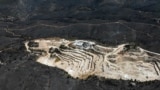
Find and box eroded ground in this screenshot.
[25,38,160,82]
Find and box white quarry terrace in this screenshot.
[25,38,160,82]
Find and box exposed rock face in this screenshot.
[25,38,160,82]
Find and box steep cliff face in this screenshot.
[0,0,160,90]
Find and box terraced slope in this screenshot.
[25,38,160,82]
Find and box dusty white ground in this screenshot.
[25,38,160,82]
